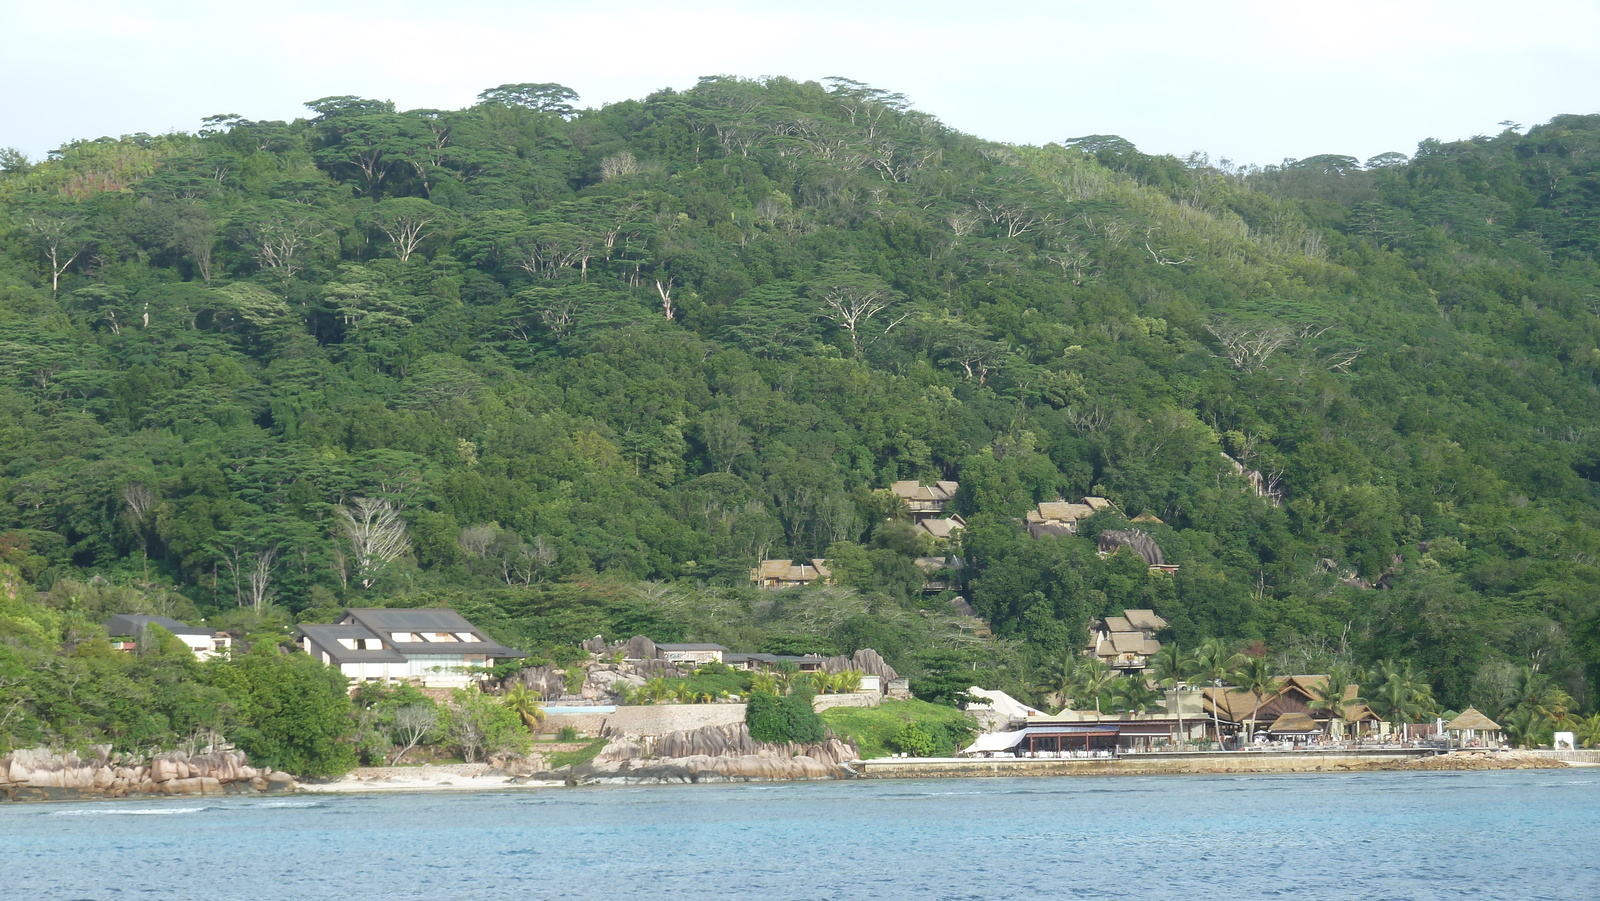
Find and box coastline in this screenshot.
[300,764,567,795]
[293,748,1573,797]
[10,748,1583,803]
[850,748,1570,779]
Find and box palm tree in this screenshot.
[1235,656,1280,742]
[1037,651,1081,712]
[1502,705,1547,749]
[749,672,779,696]
[1308,667,1365,739]
[501,683,545,734]
[1573,713,1600,749]
[774,662,800,696]
[1509,667,1574,722]
[1111,676,1164,715]
[1150,643,1193,689]
[1192,639,1244,748]
[640,678,674,704]
[1150,643,1194,746]
[1371,660,1432,741]
[1075,657,1117,715]
[835,670,863,694]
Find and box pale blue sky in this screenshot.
[4,0,1596,165]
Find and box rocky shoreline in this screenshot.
[1,747,296,802]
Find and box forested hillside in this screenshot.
[2,77,1599,752]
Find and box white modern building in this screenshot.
[104,614,232,660]
[296,608,521,688]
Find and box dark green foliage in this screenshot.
[204,644,357,778]
[744,691,787,742]
[0,80,1596,730]
[745,687,826,744]
[889,722,936,757]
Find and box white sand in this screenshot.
[300,764,565,794]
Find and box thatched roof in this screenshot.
[1268,712,1321,734]
[754,558,831,583]
[1445,707,1501,731]
[1033,501,1095,523]
[890,480,959,502]
[916,515,966,539]
[1123,609,1168,631]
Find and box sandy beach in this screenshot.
[300,764,566,794]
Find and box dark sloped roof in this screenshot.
[657,643,728,652]
[296,624,407,665]
[343,607,478,633]
[105,614,210,638]
[339,608,521,658]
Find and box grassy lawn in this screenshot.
[820,700,978,759]
[545,738,609,769]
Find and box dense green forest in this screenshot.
[2,76,1599,757]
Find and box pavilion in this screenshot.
[1444,708,1503,749]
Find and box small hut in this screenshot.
[1445,708,1502,749]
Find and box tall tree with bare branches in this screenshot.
[337,497,411,589]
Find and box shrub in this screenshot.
[745,688,826,744]
[889,722,937,757]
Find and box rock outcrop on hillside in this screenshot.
[819,649,898,682]
[0,746,295,802]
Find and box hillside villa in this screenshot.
[1085,608,1167,674]
[105,614,232,660]
[1025,496,1114,537]
[890,479,959,521]
[752,558,832,589]
[296,608,521,689]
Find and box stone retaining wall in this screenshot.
[1528,749,1600,765]
[548,692,884,739]
[814,691,882,710]
[544,703,749,738]
[853,749,1564,779]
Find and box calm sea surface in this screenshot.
[3,771,1596,900]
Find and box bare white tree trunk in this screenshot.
[337,497,411,589]
[247,547,278,613]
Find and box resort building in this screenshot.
[1200,674,1382,742]
[104,614,232,660]
[916,555,964,593]
[752,558,832,590]
[914,514,966,542]
[296,608,521,688]
[889,480,959,522]
[1444,708,1503,749]
[723,652,826,673]
[1085,609,1168,673]
[655,643,727,666]
[1025,496,1113,537]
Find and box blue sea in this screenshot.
[3,771,1596,900]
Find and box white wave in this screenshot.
[50,806,214,816]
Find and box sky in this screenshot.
[3,0,1598,167]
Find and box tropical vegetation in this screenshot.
[1,77,1598,765]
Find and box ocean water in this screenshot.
[2,771,1596,900]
